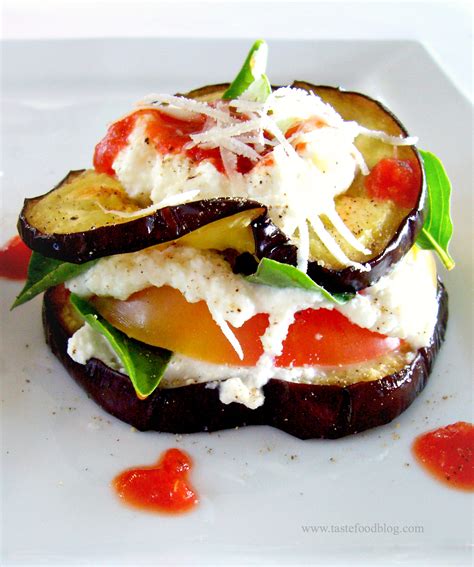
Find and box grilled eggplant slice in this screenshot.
[43,282,447,439]
[18,170,265,263]
[186,82,425,292]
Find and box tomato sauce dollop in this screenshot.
[94,108,255,177]
[365,158,421,209]
[0,236,32,280]
[412,422,474,491]
[113,448,199,514]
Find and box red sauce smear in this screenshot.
[0,236,32,280]
[365,157,421,209]
[94,108,256,177]
[412,422,474,491]
[113,448,199,514]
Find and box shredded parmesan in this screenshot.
[137,94,233,123]
[356,124,418,146]
[350,146,370,176]
[219,147,238,178]
[325,207,372,255]
[296,219,310,273]
[310,215,369,271]
[208,307,244,360]
[154,189,202,209]
[98,189,201,218]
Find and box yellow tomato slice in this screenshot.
[93,286,267,366]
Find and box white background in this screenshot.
[1,0,472,102]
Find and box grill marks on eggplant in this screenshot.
[43,283,447,439]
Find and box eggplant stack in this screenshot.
[14,41,454,439]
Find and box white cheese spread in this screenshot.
[67,322,124,373]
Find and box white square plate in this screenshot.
[1,39,472,565]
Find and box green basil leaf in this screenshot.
[11,252,98,309]
[222,39,271,101]
[70,294,172,398]
[246,258,354,304]
[416,150,455,270]
[238,74,272,103]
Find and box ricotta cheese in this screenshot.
[338,247,438,349]
[67,322,124,372]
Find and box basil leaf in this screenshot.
[222,39,271,101]
[416,150,455,270]
[239,74,272,103]
[11,252,98,309]
[70,294,171,399]
[246,258,354,304]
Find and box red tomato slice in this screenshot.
[365,158,421,209]
[94,286,400,367]
[276,308,400,366]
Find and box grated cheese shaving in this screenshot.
[310,215,369,271]
[187,119,263,145]
[219,147,238,178]
[350,146,370,176]
[98,189,201,218]
[356,124,419,146]
[296,220,310,273]
[208,307,244,360]
[325,207,372,255]
[154,189,202,209]
[137,94,233,123]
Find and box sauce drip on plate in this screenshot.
[412,422,474,491]
[0,236,31,280]
[113,448,199,514]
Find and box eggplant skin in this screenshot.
[43,283,448,440]
[18,170,265,264]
